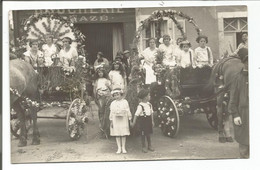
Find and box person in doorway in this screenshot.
[159,34,176,67]
[59,37,78,70]
[131,89,155,153]
[41,34,57,67]
[109,60,127,92]
[23,39,44,68]
[194,35,214,68]
[228,48,249,158]
[234,32,248,54]
[94,51,110,71]
[140,38,158,85]
[110,88,132,154]
[176,40,195,68]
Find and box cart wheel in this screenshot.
[157,96,180,138]
[66,98,85,140]
[206,105,218,130]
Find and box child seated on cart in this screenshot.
[176,40,195,68]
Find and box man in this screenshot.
[123,50,131,82]
[228,48,249,158]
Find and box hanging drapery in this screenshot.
[112,25,123,59]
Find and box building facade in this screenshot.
[12,8,136,64]
[136,6,247,59]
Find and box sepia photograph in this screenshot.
[3,1,258,169]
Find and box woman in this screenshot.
[234,32,248,54]
[140,38,158,84]
[59,37,78,70]
[159,34,176,67]
[194,35,214,67]
[41,34,57,67]
[94,52,109,71]
[23,39,44,68]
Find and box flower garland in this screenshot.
[133,9,202,49]
[10,88,40,108]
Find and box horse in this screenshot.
[205,55,244,143]
[10,59,40,147]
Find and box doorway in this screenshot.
[75,23,123,64]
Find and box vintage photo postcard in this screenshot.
[3,1,260,170]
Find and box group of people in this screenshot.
[140,34,214,85]
[23,35,79,71]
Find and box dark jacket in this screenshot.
[228,70,249,145]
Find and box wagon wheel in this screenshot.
[157,96,180,138]
[66,98,85,140]
[205,103,218,130]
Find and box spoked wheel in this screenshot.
[157,96,180,138]
[66,98,87,140]
[205,103,218,130]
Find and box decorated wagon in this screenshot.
[132,10,222,138]
[10,12,95,144]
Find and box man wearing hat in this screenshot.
[123,50,132,83]
[228,48,249,158]
[94,51,109,71]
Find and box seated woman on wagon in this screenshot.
[159,35,177,67]
[41,34,58,67]
[194,35,214,68]
[23,39,44,68]
[140,38,158,85]
[176,40,195,68]
[59,37,78,71]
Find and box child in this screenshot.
[109,60,127,92]
[176,40,195,68]
[194,35,214,68]
[110,88,132,154]
[132,89,155,153]
[93,65,111,132]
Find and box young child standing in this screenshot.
[194,35,214,68]
[109,60,127,92]
[110,88,132,154]
[132,89,155,153]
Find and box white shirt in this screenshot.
[141,47,158,67]
[135,102,153,116]
[177,49,194,68]
[194,46,213,67]
[59,46,78,67]
[159,44,176,66]
[42,44,57,66]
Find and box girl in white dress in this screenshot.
[108,60,127,92]
[159,35,176,67]
[23,40,44,68]
[41,34,57,67]
[194,35,213,68]
[110,88,132,154]
[140,38,158,85]
[59,37,78,70]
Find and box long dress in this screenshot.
[108,70,125,91]
[194,46,213,67]
[141,47,157,84]
[159,43,176,66]
[110,99,132,136]
[42,44,57,67]
[59,46,78,67]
